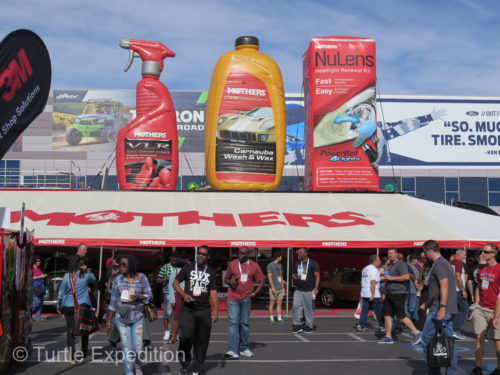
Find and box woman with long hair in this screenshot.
[32,255,47,321]
[57,257,96,364]
[107,254,153,375]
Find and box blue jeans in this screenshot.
[359,297,384,328]
[227,298,251,353]
[421,313,457,375]
[452,291,469,332]
[115,317,144,375]
[32,294,43,319]
[405,293,419,321]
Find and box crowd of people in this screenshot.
[357,242,500,375]
[29,242,500,375]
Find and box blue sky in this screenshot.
[2,0,500,96]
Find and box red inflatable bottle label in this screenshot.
[122,114,174,189]
[215,69,276,182]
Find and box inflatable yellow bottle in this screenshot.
[205,36,286,191]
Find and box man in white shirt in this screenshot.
[357,254,384,331]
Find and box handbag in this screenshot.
[69,272,100,336]
[428,320,455,368]
[144,303,158,322]
[34,284,44,297]
[139,274,158,322]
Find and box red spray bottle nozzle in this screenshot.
[120,39,175,76]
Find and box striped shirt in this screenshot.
[158,263,177,293]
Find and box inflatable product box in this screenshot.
[303,36,379,191]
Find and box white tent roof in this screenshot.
[0,190,498,248]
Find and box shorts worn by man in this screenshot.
[420,240,458,375]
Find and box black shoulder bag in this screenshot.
[69,272,100,335]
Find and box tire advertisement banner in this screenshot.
[0,29,51,159]
[376,96,500,167]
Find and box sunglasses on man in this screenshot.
[480,250,495,254]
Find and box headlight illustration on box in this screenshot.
[313,87,376,148]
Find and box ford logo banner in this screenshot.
[0,29,51,158]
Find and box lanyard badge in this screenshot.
[299,259,310,281]
[239,260,250,283]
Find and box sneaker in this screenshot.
[471,366,482,375]
[411,332,423,346]
[191,372,198,375]
[377,336,394,344]
[239,349,254,357]
[224,351,239,360]
[303,326,314,334]
[467,306,475,321]
[453,331,467,340]
[376,326,386,332]
[356,325,368,332]
[269,316,275,324]
[163,331,171,341]
[292,325,303,334]
[276,318,285,324]
[70,359,77,365]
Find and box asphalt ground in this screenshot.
[8,310,500,375]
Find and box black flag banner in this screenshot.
[0,29,51,158]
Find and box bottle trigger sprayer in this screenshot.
[116,39,178,191]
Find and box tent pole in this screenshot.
[96,245,103,318]
[286,247,290,317]
[377,248,379,256]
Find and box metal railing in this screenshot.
[0,167,86,189]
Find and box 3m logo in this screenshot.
[0,48,33,102]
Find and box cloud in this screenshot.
[2,0,500,96]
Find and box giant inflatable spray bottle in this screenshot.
[116,39,178,190]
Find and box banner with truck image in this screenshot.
[52,89,135,151]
